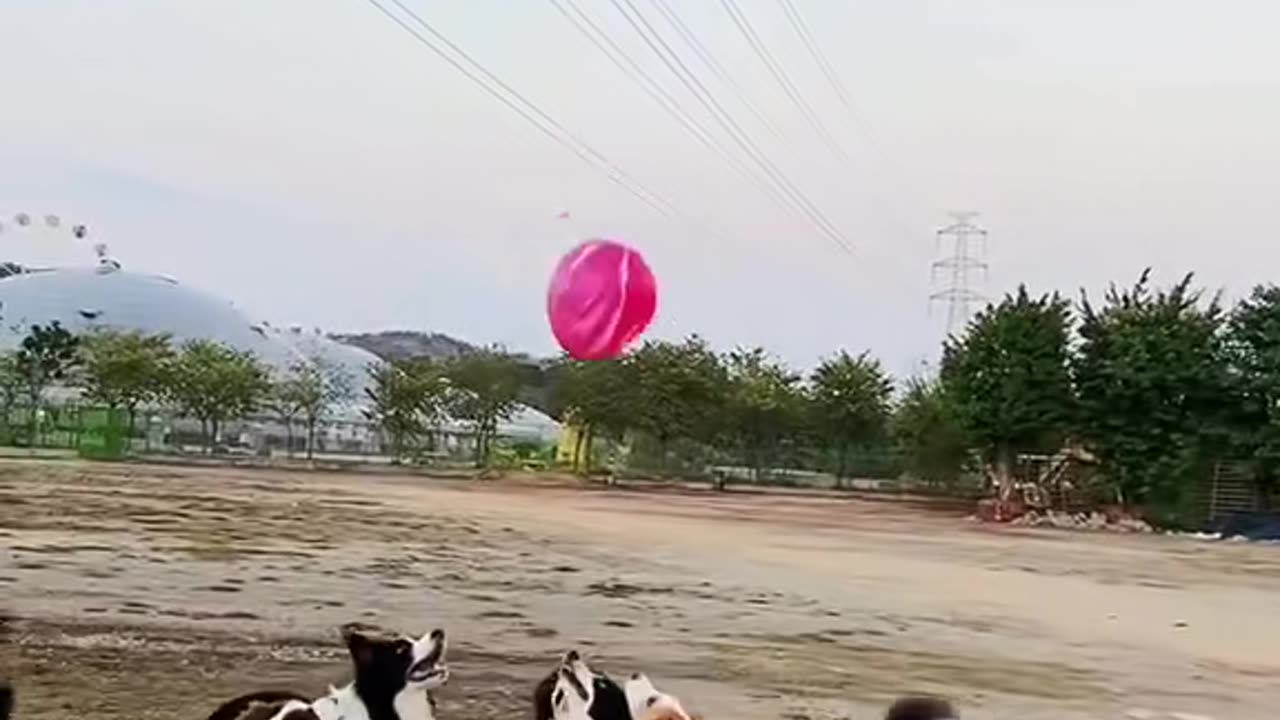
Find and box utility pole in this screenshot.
[929,212,989,336]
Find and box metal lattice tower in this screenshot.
[929,212,989,335]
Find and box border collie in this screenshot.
[621,673,693,720]
[534,650,958,720]
[883,696,958,720]
[534,650,631,720]
[1,681,13,720]
[205,623,449,720]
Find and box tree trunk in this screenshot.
[200,418,210,454]
[305,417,316,460]
[285,420,295,458]
[27,388,41,447]
[572,425,587,474]
[582,425,594,474]
[126,405,137,452]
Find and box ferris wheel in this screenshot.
[0,212,115,272]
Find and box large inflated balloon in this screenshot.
[547,239,658,361]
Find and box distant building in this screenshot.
[0,262,561,454]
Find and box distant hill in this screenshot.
[332,330,478,362]
[332,330,562,417]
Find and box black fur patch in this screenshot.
[587,674,631,720]
[345,627,416,720]
[533,669,558,720]
[884,696,958,720]
[203,691,312,720]
[1,681,13,720]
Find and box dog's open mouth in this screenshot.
[406,658,448,684]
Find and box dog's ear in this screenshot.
[532,669,558,720]
[0,681,13,720]
[884,696,958,720]
[340,623,377,667]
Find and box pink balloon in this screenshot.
[547,239,658,361]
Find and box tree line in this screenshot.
[0,324,531,463]
[549,271,1280,523]
[4,269,1279,526]
[940,271,1280,523]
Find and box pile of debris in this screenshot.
[1011,509,1153,533]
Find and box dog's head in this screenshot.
[340,622,449,703]
[535,651,631,720]
[622,673,693,720]
[883,696,958,720]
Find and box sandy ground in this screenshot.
[2,462,1279,720]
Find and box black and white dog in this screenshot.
[534,651,694,720]
[1,681,13,720]
[534,650,958,720]
[206,623,449,720]
[534,650,632,720]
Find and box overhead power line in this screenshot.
[547,0,849,246]
[776,0,857,114]
[774,0,934,220]
[545,0,757,189]
[607,0,852,253]
[719,0,850,165]
[646,0,790,145]
[363,0,719,232]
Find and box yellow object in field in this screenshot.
[556,422,584,466]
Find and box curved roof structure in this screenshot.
[0,266,303,368]
[0,264,562,442]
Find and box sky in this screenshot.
[1,0,1277,378]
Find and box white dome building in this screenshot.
[0,261,561,455]
[0,266,306,367]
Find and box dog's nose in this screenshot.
[564,650,580,664]
[630,673,642,681]
[429,629,445,642]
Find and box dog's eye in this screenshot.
[646,696,659,708]
[395,642,411,655]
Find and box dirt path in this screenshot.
[2,462,1278,720]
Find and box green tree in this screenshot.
[166,340,270,452]
[720,347,805,484]
[364,361,425,462]
[893,377,971,490]
[627,336,726,472]
[1228,284,1280,495]
[940,286,1075,487]
[445,349,523,467]
[0,352,23,439]
[15,321,80,443]
[79,329,175,445]
[550,356,633,473]
[1074,270,1235,517]
[809,350,894,483]
[265,371,308,457]
[291,357,354,460]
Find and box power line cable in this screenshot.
[608,0,852,252]
[365,0,726,235]
[719,0,850,165]
[547,0,844,241]
[646,0,790,145]
[775,0,933,216]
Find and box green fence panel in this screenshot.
[78,407,128,460]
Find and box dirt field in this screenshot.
[2,462,1278,720]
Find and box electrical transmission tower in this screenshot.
[930,212,989,335]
